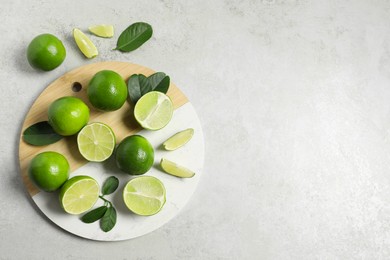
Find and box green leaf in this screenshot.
[114,22,153,52]
[102,176,119,196]
[100,207,117,232]
[127,72,170,104]
[81,206,108,223]
[22,121,63,146]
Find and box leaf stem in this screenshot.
[99,195,112,207]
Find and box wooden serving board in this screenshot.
[19,61,188,197]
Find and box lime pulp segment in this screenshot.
[163,128,194,150]
[160,158,195,178]
[88,25,114,38]
[73,28,98,58]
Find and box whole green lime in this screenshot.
[27,33,66,71]
[48,96,90,136]
[87,70,127,111]
[115,135,154,175]
[28,151,70,192]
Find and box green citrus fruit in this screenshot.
[115,135,154,175]
[28,151,70,192]
[48,96,90,136]
[123,176,166,216]
[27,33,66,71]
[59,175,100,215]
[87,70,127,111]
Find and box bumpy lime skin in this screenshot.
[27,33,66,71]
[48,96,90,136]
[28,151,70,192]
[115,135,154,175]
[87,70,127,111]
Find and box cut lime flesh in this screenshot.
[77,122,116,162]
[163,128,194,150]
[88,24,114,38]
[73,28,98,58]
[60,176,99,215]
[160,158,195,178]
[134,91,173,130]
[123,176,166,216]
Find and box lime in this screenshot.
[27,33,66,71]
[87,70,127,111]
[88,25,114,38]
[77,122,116,162]
[73,28,98,59]
[48,96,90,136]
[160,158,195,178]
[28,151,69,192]
[123,176,166,216]
[59,175,100,215]
[163,128,194,150]
[134,91,173,130]
[115,135,154,175]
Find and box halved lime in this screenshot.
[59,175,100,215]
[160,158,195,178]
[134,91,173,130]
[73,28,98,58]
[77,122,116,162]
[163,128,194,150]
[123,176,166,216]
[88,25,114,38]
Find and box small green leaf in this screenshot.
[102,176,119,196]
[81,206,108,223]
[22,121,63,146]
[114,22,153,52]
[127,74,142,104]
[100,207,117,232]
[127,72,170,104]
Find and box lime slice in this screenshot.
[73,28,98,58]
[123,176,166,216]
[160,158,195,178]
[88,24,114,38]
[59,176,100,215]
[163,128,194,150]
[77,122,116,162]
[134,91,173,130]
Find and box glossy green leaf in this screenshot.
[22,121,63,146]
[102,176,119,196]
[114,22,153,52]
[100,207,117,232]
[81,206,108,223]
[127,72,170,104]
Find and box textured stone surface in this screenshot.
[2,0,390,259]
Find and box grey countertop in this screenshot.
[2,0,390,259]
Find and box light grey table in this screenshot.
[2,0,390,259]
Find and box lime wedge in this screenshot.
[160,158,195,178]
[88,24,114,38]
[123,176,166,216]
[59,176,100,215]
[73,28,98,58]
[163,128,194,150]
[134,91,173,130]
[77,122,116,162]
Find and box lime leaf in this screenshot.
[23,121,63,146]
[102,176,119,196]
[114,22,153,52]
[100,207,116,232]
[127,72,170,104]
[81,206,108,223]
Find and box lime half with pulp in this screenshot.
[77,122,116,162]
[123,176,166,216]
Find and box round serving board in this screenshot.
[18,61,204,241]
